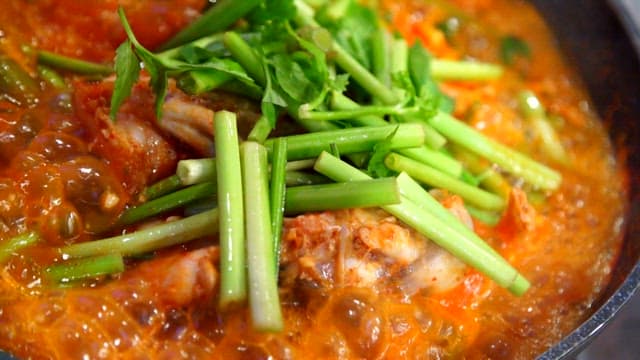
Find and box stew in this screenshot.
[0,0,627,359]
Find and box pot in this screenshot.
[531,0,640,358]
[0,1,638,359]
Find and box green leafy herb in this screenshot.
[500,36,531,65]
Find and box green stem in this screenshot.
[143,174,184,201]
[241,141,283,332]
[158,0,261,51]
[314,152,529,296]
[0,232,40,263]
[269,139,288,273]
[330,92,388,126]
[61,208,219,257]
[264,123,425,161]
[37,65,67,89]
[430,59,503,81]
[518,90,568,165]
[372,27,392,88]
[177,159,216,185]
[215,111,247,307]
[119,182,216,226]
[223,31,266,86]
[285,159,316,171]
[293,0,400,105]
[284,178,401,215]
[0,55,39,106]
[248,115,273,143]
[177,69,232,95]
[385,152,505,211]
[286,170,330,186]
[37,50,113,75]
[428,112,561,190]
[45,254,124,284]
[396,147,463,178]
[453,147,511,199]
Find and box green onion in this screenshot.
[284,178,401,215]
[372,27,392,88]
[61,208,219,258]
[396,147,463,178]
[0,55,39,106]
[286,170,330,186]
[385,153,505,211]
[428,112,562,190]
[241,141,283,332]
[215,111,247,307]
[158,0,261,51]
[37,50,113,75]
[314,151,530,296]
[143,174,184,201]
[430,59,503,81]
[518,90,568,165]
[285,159,316,171]
[223,31,266,86]
[0,232,40,263]
[269,139,288,272]
[45,254,124,284]
[119,182,216,226]
[37,65,67,89]
[178,69,233,95]
[177,158,216,185]
[453,147,511,199]
[264,124,425,161]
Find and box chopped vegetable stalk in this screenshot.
[37,50,113,75]
[61,208,219,258]
[37,65,66,89]
[385,153,505,211]
[264,123,425,161]
[330,92,389,127]
[396,147,463,178]
[177,159,216,185]
[0,55,39,106]
[372,27,392,88]
[428,112,562,190]
[143,174,184,201]
[45,254,124,284]
[284,177,401,214]
[223,31,266,86]
[285,159,316,171]
[241,141,283,332]
[394,172,497,254]
[248,115,273,143]
[158,0,261,51]
[269,139,288,272]
[178,69,233,95]
[215,111,247,307]
[118,182,216,226]
[314,151,530,296]
[286,170,330,186]
[453,147,511,199]
[330,92,447,149]
[0,232,40,263]
[430,59,503,81]
[518,90,568,165]
[292,0,400,105]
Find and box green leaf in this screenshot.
[408,42,432,91]
[272,53,317,103]
[110,40,141,120]
[248,0,296,26]
[500,36,531,65]
[367,127,399,178]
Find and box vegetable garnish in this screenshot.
[215,111,247,308]
[62,0,572,329]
